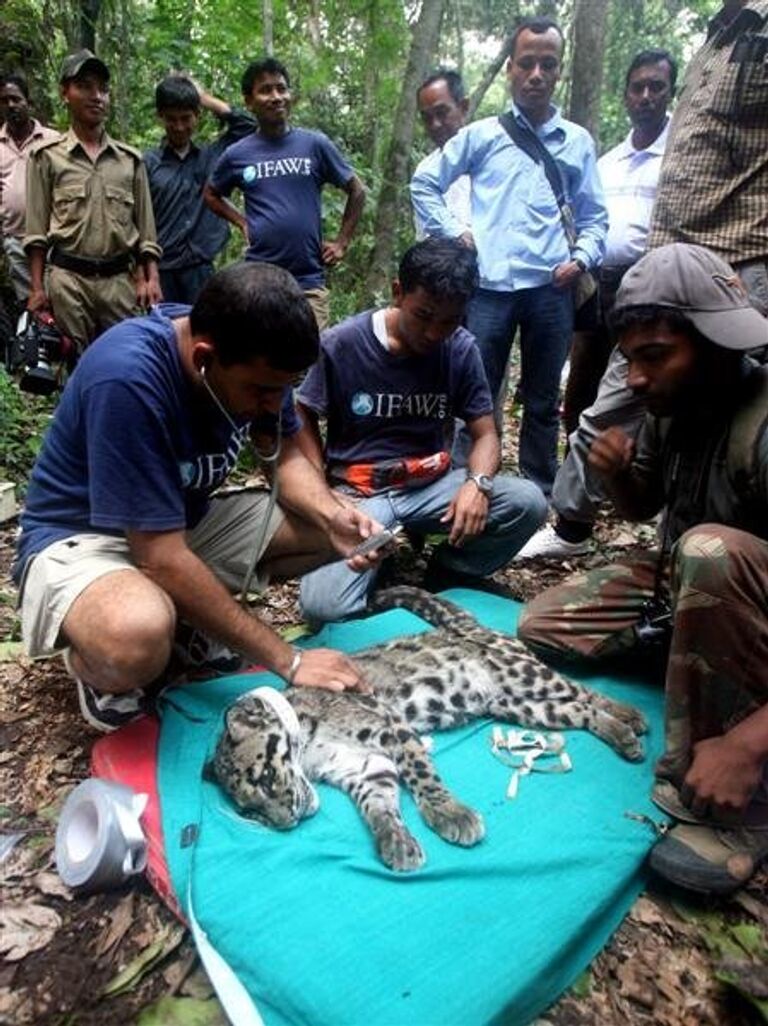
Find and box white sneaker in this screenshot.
[513,524,591,561]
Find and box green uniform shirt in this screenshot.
[23,127,161,261]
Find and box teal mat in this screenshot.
[158,590,666,1026]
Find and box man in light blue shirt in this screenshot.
[411,16,607,495]
[412,68,471,239]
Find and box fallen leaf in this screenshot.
[93,893,135,957]
[607,531,639,548]
[32,871,73,901]
[0,902,62,961]
[733,891,768,929]
[0,986,25,1019]
[0,832,25,864]
[162,946,197,994]
[179,964,216,1001]
[136,995,228,1026]
[716,958,768,999]
[728,922,768,960]
[102,923,185,997]
[629,895,669,928]
[617,958,655,1009]
[0,667,25,691]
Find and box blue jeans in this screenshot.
[466,285,574,496]
[299,469,546,623]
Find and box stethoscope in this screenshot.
[200,362,283,604]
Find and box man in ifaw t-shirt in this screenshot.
[203,56,365,330]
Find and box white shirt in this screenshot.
[412,147,471,239]
[597,119,669,267]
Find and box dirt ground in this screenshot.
[1,496,766,1025]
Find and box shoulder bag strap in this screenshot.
[498,112,577,248]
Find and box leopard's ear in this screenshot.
[225,695,271,742]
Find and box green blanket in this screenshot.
[158,590,666,1026]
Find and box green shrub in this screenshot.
[0,369,54,497]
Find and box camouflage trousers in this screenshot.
[519,524,768,822]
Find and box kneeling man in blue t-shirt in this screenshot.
[13,263,385,732]
[297,237,548,624]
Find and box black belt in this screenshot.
[50,249,133,278]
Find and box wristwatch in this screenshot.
[574,257,587,272]
[466,472,494,497]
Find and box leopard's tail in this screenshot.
[368,586,479,632]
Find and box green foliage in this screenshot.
[0,369,54,496]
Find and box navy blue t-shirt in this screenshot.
[14,305,299,582]
[209,127,353,288]
[297,311,492,475]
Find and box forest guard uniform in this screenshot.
[24,129,161,350]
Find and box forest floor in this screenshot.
[1,407,766,1026]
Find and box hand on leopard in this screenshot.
[291,648,372,694]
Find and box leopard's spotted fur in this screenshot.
[207,587,646,871]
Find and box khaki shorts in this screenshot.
[19,488,284,658]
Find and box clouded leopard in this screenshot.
[206,587,646,871]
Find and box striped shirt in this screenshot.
[649,0,768,262]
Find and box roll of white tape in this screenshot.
[55,778,149,894]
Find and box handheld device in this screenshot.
[350,525,403,557]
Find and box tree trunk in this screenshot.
[568,0,610,140]
[79,0,101,50]
[307,0,322,50]
[363,0,381,172]
[263,0,274,55]
[468,28,514,119]
[363,0,446,301]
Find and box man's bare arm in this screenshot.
[322,175,365,266]
[203,183,248,240]
[26,247,50,312]
[293,403,327,475]
[441,413,500,546]
[127,528,366,691]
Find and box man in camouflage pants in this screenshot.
[519,243,768,895]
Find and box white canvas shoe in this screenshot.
[513,524,591,561]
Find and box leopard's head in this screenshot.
[210,689,319,830]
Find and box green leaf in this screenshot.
[136,996,228,1026]
[102,925,185,998]
[569,968,592,998]
[0,641,24,663]
[280,624,311,643]
[715,968,768,1023]
[728,923,768,960]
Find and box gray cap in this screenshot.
[614,243,768,352]
[59,49,110,84]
